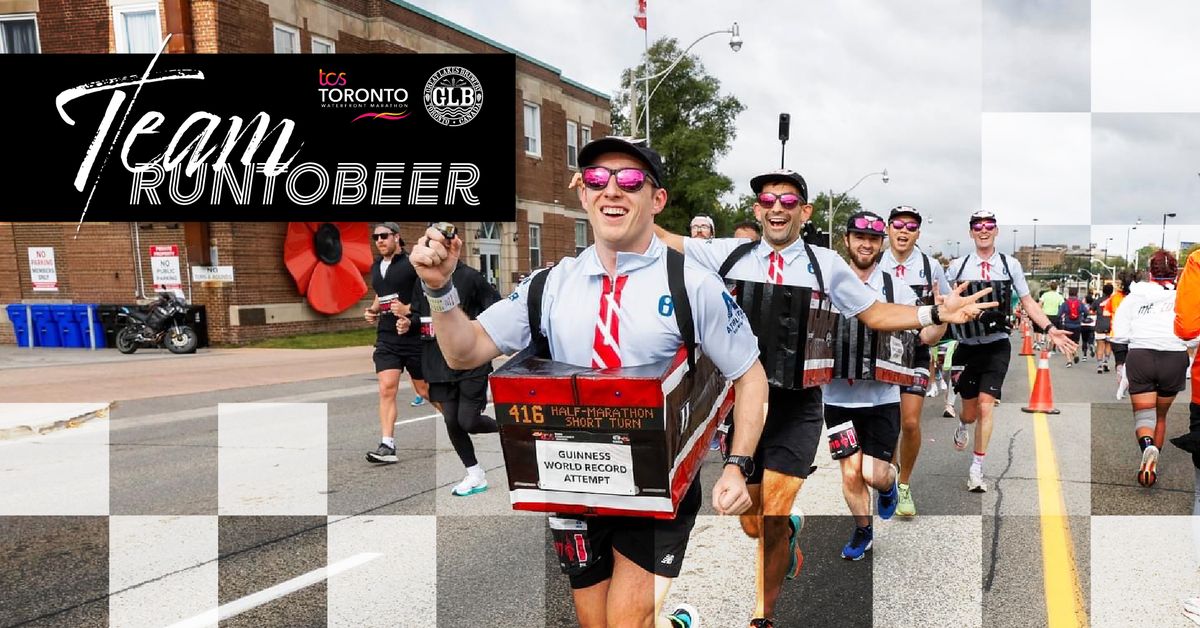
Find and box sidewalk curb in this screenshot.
[0,402,113,441]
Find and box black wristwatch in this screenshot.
[723,455,756,478]
[930,304,942,325]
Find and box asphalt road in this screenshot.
[1,342,1197,627]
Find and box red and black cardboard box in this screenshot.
[489,345,734,519]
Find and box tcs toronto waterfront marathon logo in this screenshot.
[317,69,410,122]
[424,66,484,127]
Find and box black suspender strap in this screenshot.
[718,241,759,279]
[921,252,933,294]
[666,248,696,371]
[802,241,826,296]
[526,269,552,358]
[881,271,894,304]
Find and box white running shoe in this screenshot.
[944,404,958,419]
[954,422,969,451]
[1138,445,1159,488]
[451,472,488,496]
[968,466,987,493]
[1184,597,1200,625]
[666,602,701,628]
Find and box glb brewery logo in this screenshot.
[317,69,410,122]
[424,66,483,127]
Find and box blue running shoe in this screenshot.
[786,512,805,579]
[877,470,899,520]
[410,395,426,407]
[666,603,699,627]
[841,525,873,561]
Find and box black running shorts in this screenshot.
[554,480,701,589]
[728,385,823,483]
[1125,348,1188,396]
[824,403,901,461]
[952,338,1011,400]
[373,339,424,378]
[427,375,488,404]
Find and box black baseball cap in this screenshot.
[577,137,665,188]
[750,169,808,201]
[845,210,887,236]
[887,205,922,224]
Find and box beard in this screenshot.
[850,249,880,270]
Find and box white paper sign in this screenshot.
[535,440,637,496]
[150,245,182,292]
[191,265,235,282]
[27,247,57,291]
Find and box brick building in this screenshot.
[0,0,610,345]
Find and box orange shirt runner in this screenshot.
[1176,249,1200,404]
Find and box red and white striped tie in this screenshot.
[592,275,628,369]
[768,251,784,285]
[895,264,906,279]
[980,261,992,281]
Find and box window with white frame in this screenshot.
[523,102,541,156]
[580,125,592,148]
[113,3,161,53]
[273,22,299,54]
[566,120,579,168]
[529,224,542,269]
[575,220,588,255]
[0,15,38,53]
[311,36,335,54]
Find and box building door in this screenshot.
[477,222,501,289]
[479,253,500,289]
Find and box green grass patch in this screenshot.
[245,327,376,349]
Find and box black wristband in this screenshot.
[930,304,942,325]
[421,280,453,298]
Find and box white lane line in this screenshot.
[163,552,382,628]
[395,402,495,426]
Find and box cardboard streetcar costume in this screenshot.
[831,273,919,387]
[489,344,733,519]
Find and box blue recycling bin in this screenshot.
[30,305,59,347]
[72,304,106,348]
[53,305,83,348]
[5,304,32,347]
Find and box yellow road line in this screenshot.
[1026,354,1089,627]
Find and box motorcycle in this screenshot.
[115,292,199,355]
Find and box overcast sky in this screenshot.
[409,0,1200,257]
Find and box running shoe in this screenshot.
[1103,362,1111,373]
[451,472,488,496]
[786,512,805,580]
[896,483,916,517]
[953,422,969,451]
[366,443,398,464]
[1138,445,1159,487]
[877,468,899,520]
[968,465,987,493]
[1081,355,1088,362]
[410,395,426,407]
[666,603,700,628]
[926,383,940,398]
[1097,365,1104,374]
[749,619,774,628]
[1065,361,1073,368]
[1183,597,1200,626]
[943,404,957,419]
[840,525,873,561]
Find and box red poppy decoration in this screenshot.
[284,222,373,314]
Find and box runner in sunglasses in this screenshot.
[878,206,950,516]
[945,210,1076,492]
[657,170,997,626]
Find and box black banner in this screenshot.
[0,53,515,222]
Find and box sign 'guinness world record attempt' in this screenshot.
[0,54,516,222]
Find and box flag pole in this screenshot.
[643,7,650,146]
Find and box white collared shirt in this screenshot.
[477,236,760,380]
[682,237,879,317]
[878,247,949,300]
[823,266,918,407]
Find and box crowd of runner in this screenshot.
[360,136,1199,627]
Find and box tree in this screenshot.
[1183,241,1200,262]
[613,38,745,235]
[1133,243,1161,272]
[807,191,862,256]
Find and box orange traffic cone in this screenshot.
[1021,350,1061,414]
[1019,325,1034,356]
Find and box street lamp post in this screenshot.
[1103,236,1113,266]
[1012,228,1018,255]
[828,169,889,247]
[1162,212,1177,250]
[955,241,961,257]
[1125,218,1141,269]
[638,22,742,146]
[1032,217,1039,276]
